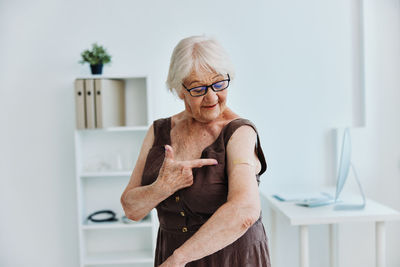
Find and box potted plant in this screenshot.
[79,43,112,75]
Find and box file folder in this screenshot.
[84,79,96,129]
[74,79,86,129]
[94,79,125,128]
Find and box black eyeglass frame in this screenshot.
[182,74,230,97]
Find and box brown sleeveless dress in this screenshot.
[141,117,271,267]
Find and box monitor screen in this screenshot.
[335,128,351,201]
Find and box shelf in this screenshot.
[76,74,149,80]
[84,264,153,267]
[74,75,156,267]
[103,126,149,132]
[84,250,153,265]
[80,171,131,178]
[82,221,153,230]
[76,125,149,132]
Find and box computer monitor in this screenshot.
[278,128,366,208]
[333,128,366,210]
[291,128,366,208]
[335,128,351,201]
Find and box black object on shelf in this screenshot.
[87,209,118,223]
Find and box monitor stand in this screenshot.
[334,163,366,210]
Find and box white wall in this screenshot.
[337,1,400,267]
[0,0,398,266]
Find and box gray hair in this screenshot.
[166,35,235,94]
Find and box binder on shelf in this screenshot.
[74,79,86,129]
[85,79,96,129]
[94,79,125,128]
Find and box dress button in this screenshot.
[180,211,185,217]
[175,196,180,202]
[182,227,188,232]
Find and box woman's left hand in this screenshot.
[158,253,186,267]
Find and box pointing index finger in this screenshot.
[187,158,218,168]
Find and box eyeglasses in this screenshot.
[182,74,230,97]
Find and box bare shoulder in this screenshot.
[226,124,261,175]
[227,124,257,147]
[226,124,257,159]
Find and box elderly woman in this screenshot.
[121,35,270,267]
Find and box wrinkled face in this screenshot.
[180,69,228,123]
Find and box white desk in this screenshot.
[266,193,400,267]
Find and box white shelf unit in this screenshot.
[73,76,158,267]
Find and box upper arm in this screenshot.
[122,124,155,194]
[226,125,261,209]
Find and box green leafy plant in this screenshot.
[79,43,112,65]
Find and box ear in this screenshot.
[178,89,184,99]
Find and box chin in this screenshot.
[200,106,222,122]
[205,114,219,122]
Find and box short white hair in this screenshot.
[166,35,235,94]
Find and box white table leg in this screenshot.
[299,225,309,267]
[270,208,277,266]
[329,224,338,267]
[376,221,386,267]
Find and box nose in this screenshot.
[204,87,218,102]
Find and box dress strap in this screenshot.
[152,117,172,147]
[223,118,267,176]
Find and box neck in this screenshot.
[183,108,234,127]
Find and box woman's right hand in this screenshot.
[154,145,218,196]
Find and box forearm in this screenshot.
[121,181,171,221]
[173,200,260,264]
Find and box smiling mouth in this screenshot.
[203,104,217,109]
